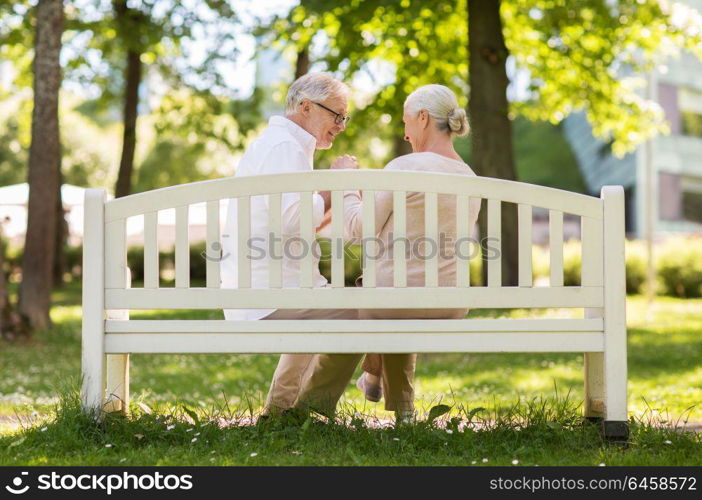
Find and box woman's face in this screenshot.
[402,107,427,152]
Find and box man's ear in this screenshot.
[301,100,311,116]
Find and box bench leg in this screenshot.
[104,304,130,415]
[105,354,130,415]
[81,350,105,417]
[584,352,605,421]
[603,321,629,442]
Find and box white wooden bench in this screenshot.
[81,170,628,438]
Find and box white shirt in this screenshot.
[221,116,327,321]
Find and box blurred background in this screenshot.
[1,0,701,335]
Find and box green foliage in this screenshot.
[454,117,587,192]
[262,0,702,161]
[530,236,702,296]
[125,242,208,284]
[656,237,702,298]
[0,116,25,186]
[504,0,702,156]
[624,240,648,295]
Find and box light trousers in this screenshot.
[261,307,358,413]
[294,307,468,416]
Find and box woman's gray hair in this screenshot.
[404,84,469,137]
[285,72,350,115]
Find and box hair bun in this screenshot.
[448,108,469,136]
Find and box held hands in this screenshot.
[330,155,359,170]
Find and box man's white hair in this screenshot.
[285,72,350,115]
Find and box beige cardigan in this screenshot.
[343,152,481,319]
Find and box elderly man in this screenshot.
[221,72,358,416]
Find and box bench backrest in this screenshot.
[83,170,623,313]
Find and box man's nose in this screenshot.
[337,120,347,132]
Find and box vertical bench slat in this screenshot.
[105,218,127,289]
[549,209,564,287]
[424,192,439,287]
[206,201,220,288]
[518,204,533,287]
[455,195,471,288]
[300,192,314,288]
[237,196,251,289]
[362,190,376,287]
[143,212,159,289]
[487,199,501,287]
[175,205,189,288]
[268,193,282,289]
[331,191,345,288]
[393,191,407,288]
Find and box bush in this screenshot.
[563,240,581,287]
[624,240,647,295]
[656,236,702,298]
[64,245,83,279]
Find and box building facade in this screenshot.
[563,31,702,239]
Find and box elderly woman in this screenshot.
[294,84,482,422]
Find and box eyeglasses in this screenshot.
[311,101,350,125]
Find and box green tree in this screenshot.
[64,0,240,197]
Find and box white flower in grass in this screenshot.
[195,432,201,436]
[393,438,400,441]
[166,424,175,431]
[120,458,127,463]
[250,452,258,457]
[482,458,488,463]
[186,428,193,433]
[512,459,519,465]
[40,427,47,432]
[446,429,453,434]
[664,440,672,445]
[105,444,113,448]
[598,463,606,467]
[471,460,477,465]
[291,450,302,455]
[191,438,198,443]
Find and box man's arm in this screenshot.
[263,142,325,235]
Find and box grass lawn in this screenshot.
[0,280,700,465]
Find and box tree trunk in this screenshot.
[113,0,143,198]
[114,48,142,198]
[294,46,310,79]
[467,0,519,286]
[18,0,63,332]
[52,169,68,288]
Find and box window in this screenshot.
[682,191,702,223]
[679,88,702,138]
[681,111,702,137]
[680,175,702,224]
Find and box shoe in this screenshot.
[356,372,383,402]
